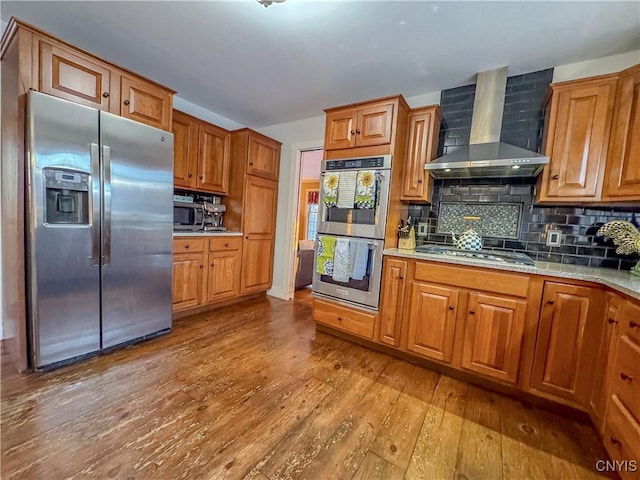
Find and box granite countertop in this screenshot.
[173,231,243,237]
[384,248,640,301]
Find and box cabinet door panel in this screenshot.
[172,252,204,311]
[243,176,278,236]
[406,282,458,363]
[604,65,640,200]
[207,251,240,302]
[247,135,280,180]
[378,258,407,347]
[357,103,393,148]
[544,80,615,199]
[172,110,198,189]
[39,41,111,110]
[402,108,438,201]
[241,236,274,294]
[198,123,230,194]
[462,293,526,384]
[324,109,357,150]
[120,75,172,130]
[532,282,595,402]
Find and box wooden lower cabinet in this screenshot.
[406,282,459,363]
[531,282,603,404]
[313,298,377,340]
[172,252,205,312]
[206,250,240,303]
[241,236,274,294]
[378,258,408,347]
[461,292,526,384]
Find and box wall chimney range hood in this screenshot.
[425,67,549,179]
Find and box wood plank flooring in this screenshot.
[1,288,612,479]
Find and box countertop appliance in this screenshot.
[425,67,549,179]
[203,202,226,231]
[26,91,174,369]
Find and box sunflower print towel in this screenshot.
[355,170,376,209]
[322,173,339,207]
[315,235,337,275]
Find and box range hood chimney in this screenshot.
[425,67,549,179]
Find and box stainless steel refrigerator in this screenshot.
[26,91,174,369]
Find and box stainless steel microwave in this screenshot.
[173,201,204,230]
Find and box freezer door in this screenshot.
[99,112,174,348]
[26,91,101,367]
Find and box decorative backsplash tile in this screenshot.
[437,202,521,239]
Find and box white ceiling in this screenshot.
[2,1,639,128]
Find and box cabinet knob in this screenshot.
[417,178,423,184]
[185,244,190,249]
[249,162,254,166]
[355,129,361,134]
[350,130,355,135]
[552,175,559,180]
[610,436,621,446]
[608,317,618,324]
[449,306,455,311]
[123,99,130,106]
[547,299,555,305]
[630,321,639,329]
[245,236,249,239]
[199,264,204,269]
[102,92,110,98]
[337,317,342,322]
[224,243,229,247]
[188,173,193,178]
[469,310,475,315]
[210,262,215,267]
[620,372,633,381]
[199,176,203,180]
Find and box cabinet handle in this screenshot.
[417,178,423,184]
[610,436,621,446]
[552,175,559,180]
[620,372,633,381]
[350,130,355,135]
[449,306,455,311]
[337,317,342,322]
[547,299,555,305]
[123,99,130,106]
[199,264,204,269]
[608,317,618,324]
[188,173,193,178]
[356,129,361,134]
[185,244,190,249]
[102,92,110,98]
[630,321,639,328]
[245,236,249,239]
[398,275,404,280]
[469,310,475,315]
[249,162,254,166]
[224,243,229,247]
[199,175,203,180]
[210,262,215,267]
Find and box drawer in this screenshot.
[209,237,241,252]
[313,298,376,340]
[621,300,640,345]
[612,335,640,421]
[603,396,640,480]
[413,261,529,297]
[173,238,205,253]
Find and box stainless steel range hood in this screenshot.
[425,67,549,179]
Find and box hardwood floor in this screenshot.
[1,289,612,480]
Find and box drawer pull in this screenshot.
[552,174,560,180]
[610,436,622,446]
[469,310,475,315]
[185,244,190,249]
[448,306,455,311]
[620,372,633,381]
[225,243,229,247]
[630,321,639,329]
[337,317,342,322]
[547,299,555,305]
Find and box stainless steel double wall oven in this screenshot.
[312,155,391,310]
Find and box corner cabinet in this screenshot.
[538,75,617,202]
[172,110,230,195]
[602,64,640,201]
[401,105,441,203]
[227,129,281,296]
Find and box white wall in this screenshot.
[553,50,640,82]
[173,96,243,131]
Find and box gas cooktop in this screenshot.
[414,245,536,266]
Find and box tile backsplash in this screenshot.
[437,202,522,239]
[409,178,640,270]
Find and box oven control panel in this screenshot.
[325,156,388,171]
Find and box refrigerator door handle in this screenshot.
[102,145,112,266]
[90,143,101,266]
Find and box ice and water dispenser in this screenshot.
[44,168,90,225]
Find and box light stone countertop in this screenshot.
[384,248,640,301]
[173,231,243,237]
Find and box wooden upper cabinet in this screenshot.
[119,74,172,131]
[39,39,112,110]
[378,258,408,347]
[243,175,278,237]
[247,134,280,180]
[172,110,199,189]
[461,292,526,384]
[324,100,394,151]
[401,105,441,202]
[198,123,230,193]
[603,64,640,201]
[406,282,459,364]
[538,75,617,202]
[531,282,603,404]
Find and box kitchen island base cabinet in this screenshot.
[461,293,526,384]
[406,282,459,364]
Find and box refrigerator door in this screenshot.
[99,112,174,348]
[26,91,101,367]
